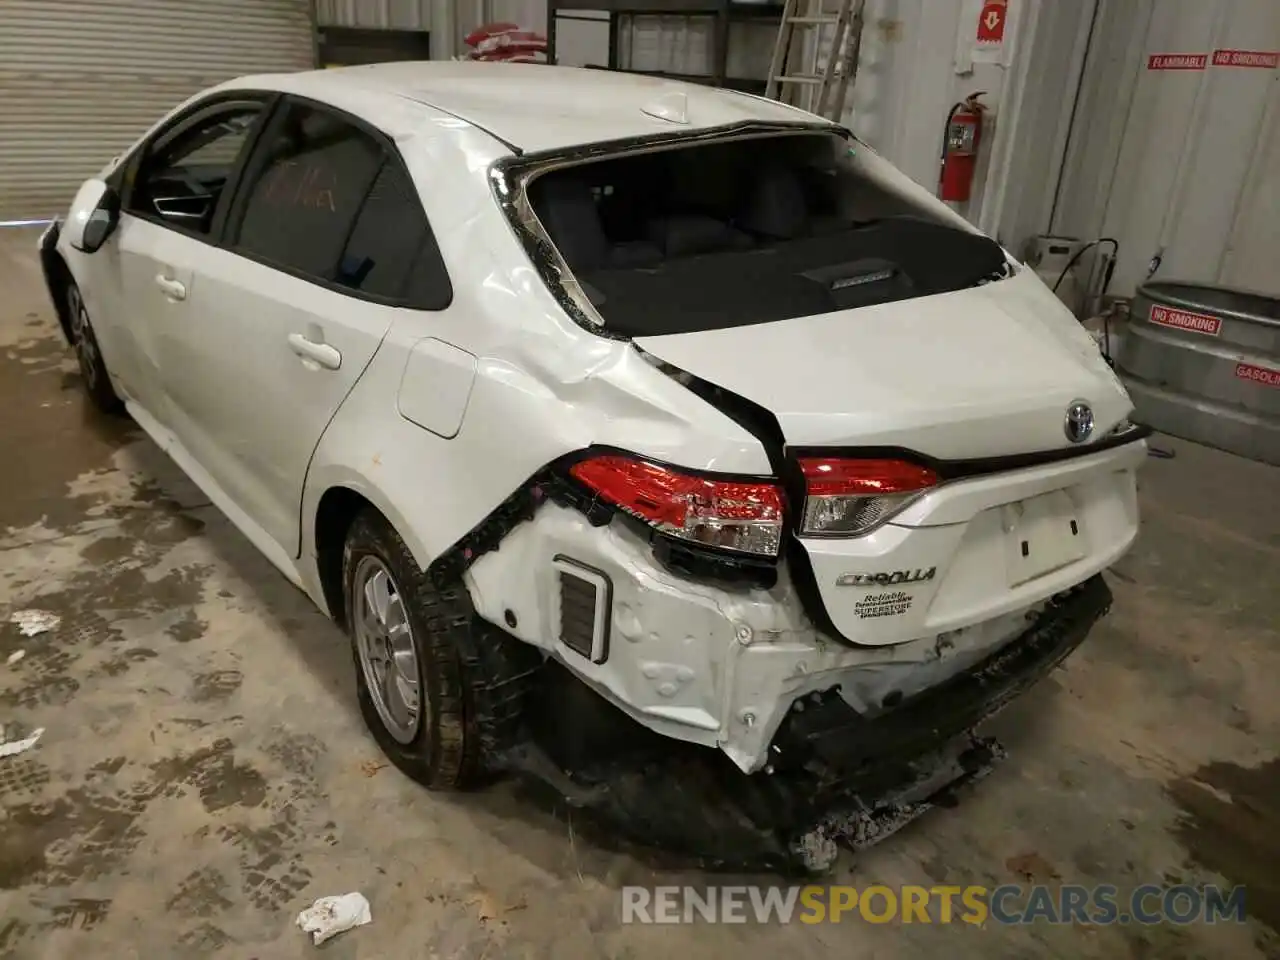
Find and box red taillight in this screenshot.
[569,454,785,557]
[797,457,938,536]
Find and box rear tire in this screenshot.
[65,279,123,414]
[342,508,537,788]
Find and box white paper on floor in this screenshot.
[296,892,372,945]
[0,727,44,758]
[10,610,60,637]
[7,650,25,665]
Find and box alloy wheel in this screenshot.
[67,285,99,391]
[352,555,422,744]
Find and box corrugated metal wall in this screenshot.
[315,0,433,30]
[0,0,314,221]
[1055,0,1280,296]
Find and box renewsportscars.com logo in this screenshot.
[621,884,1247,926]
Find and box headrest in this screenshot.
[739,165,810,240]
[648,215,750,257]
[536,177,610,272]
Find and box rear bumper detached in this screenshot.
[517,574,1111,874]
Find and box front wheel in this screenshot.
[341,509,535,788]
[65,279,123,414]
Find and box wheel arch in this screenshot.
[40,241,75,345]
[306,469,435,626]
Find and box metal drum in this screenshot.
[1117,282,1279,465]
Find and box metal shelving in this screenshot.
[547,1,785,93]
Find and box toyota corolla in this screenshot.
[41,62,1147,871]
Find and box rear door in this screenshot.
[152,96,452,556]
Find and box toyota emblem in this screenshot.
[1064,401,1094,444]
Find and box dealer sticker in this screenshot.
[1148,304,1222,337]
[854,591,913,619]
[1235,362,1280,388]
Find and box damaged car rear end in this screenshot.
[454,120,1147,869]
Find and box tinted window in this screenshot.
[233,103,382,280]
[128,104,262,235]
[339,159,452,308]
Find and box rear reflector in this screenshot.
[553,556,611,664]
[569,454,784,557]
[798,457,938,537]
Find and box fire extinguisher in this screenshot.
[938,92,987,203]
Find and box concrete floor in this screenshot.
[0,225,1276,960]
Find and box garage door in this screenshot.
[0,0,315,221]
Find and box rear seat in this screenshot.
[535,164,848,276]
[738,164,846,240]
[644,214,753,258]
[535,177,662,272]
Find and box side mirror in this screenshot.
[65,179,120,253]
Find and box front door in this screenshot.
[113,97,270,429]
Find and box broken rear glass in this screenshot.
[516,131,1009,337]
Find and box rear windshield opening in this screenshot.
[524,133,1008,337]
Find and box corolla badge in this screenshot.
[836,567,937,587]
[1064,401,1094,444]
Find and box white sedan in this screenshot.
[42,62,1147,870]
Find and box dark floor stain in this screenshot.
[167,867,234,918]
[191,669,243,702]
[78,533,138,565]
[214,805,315,912]
[1005,850,1061,883]
[0,918,30,953]
[0,551,210,711]
[0,780,154,889]
[95,645,158,677]
[176,920,235,953]
[89,756,127,776]
[150,737,267,813]
[167,607,209,643]
[0,336,139,534]
[263,730,325,778]
[243,855,313,912]
[1166,756,1280,935]
[0,756,51,801]
[46,897,112,931]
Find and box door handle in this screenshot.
[154,274,187,301]
[287,332,341,371]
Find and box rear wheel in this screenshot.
[65,279,123,414]
[342,509,537,788]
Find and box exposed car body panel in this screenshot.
[301,316,774,587]
[464,499,1107,772]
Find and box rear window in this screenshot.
[520,133,1007,337]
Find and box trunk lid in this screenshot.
[637,269,1143,647]
[634,269,1131,460]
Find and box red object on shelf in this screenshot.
[464,22,548,63]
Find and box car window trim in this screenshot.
[119,91,280,245]
[221,92,452,311]
[120,94,277,243]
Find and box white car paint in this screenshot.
[51,62,1145,774]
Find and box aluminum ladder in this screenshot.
[765,0,867,122]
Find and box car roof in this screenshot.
[228,61,830,155]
